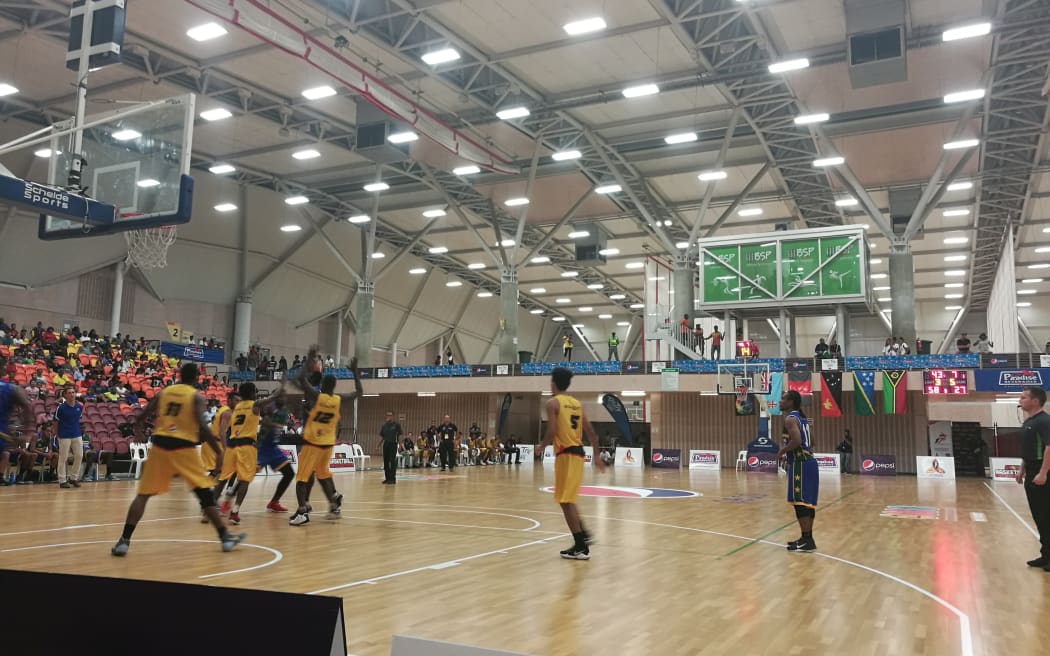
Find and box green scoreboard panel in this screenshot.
[698,227,869,308]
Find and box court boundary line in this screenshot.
[983,481,1039,539]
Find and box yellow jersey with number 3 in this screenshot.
[305,393,341,446]
[154,384,200,444]
[229,400,260,441]
[553,394,583,452]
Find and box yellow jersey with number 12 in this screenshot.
[553,394,583,452]
[154,384,200,444]
[305,393,341,446]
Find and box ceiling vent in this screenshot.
[845,0,907,89]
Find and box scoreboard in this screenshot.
[923,369,968,395]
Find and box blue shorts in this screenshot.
[257,442,290,471]
[787,456,819,508]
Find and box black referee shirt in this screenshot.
[438,422,458,443]
[1021,410,1050,465]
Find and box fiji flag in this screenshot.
[820,371,843,417]
[853,371,876,416]
[762,372,784,415]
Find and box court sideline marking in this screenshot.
[983,481,1039,539]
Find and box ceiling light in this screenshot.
[417,392,436,397]
[873,286,891,291]
[625,261,645,269]
[568,230,590,239]
[186,23,227,41]
[552,150,581,161]
[33,148,55,158]
[0,82,20,97]
[943,236,969,244]
[467,262,486,269]
[301,85,337,100]
[504,197,529,207]
[112,129,141,141]
[496,106,530,120]
[598,247,620,256]
[563,17,606,35]
[648,276,666,282]
[664,132,697,145]
[610,294,626,300]
[945,293,964,299]
[579,307,593,312]
[561,271,579,278]
[422,209,447,218]
[348,214,370,224]
[813,156,844,167]
[530,309,544,315]
[531,256,550,264]
[1018,289,1038,295]
[794,112,830,125]
[409,268,426,274]
[947,181,973,191]
[552,317,566,322]
[428,246,448,254]
[943,209,970,217]
[944,255,968,261]
[280,224,302,233]
[477,291,493,297]
[421,48,460,65]
[1017,302,1032,307]
[446,281,463,287]
[944,139,979,150]
[878,297,892,303]
[675,242,691,249]
[835,197,859,207]
[556,298,571,304]
[499,239,516,247]
[364,182,389,192]
[944,89,985,103]
[768,58,809,73]
[616,321,630,327]
[588,283,605,290]
[530,287,546,294]
[622,83,660,98]
[945,283,965,288]
[136,179,160,188]
[698,170,728,181]
[945,270,967,276]
[946,305,963,310]
[662,220,673,227]
[1022,278,1043,284]
[870,273,887,279]
[870,258,883,264]
[214,203,237,212]
[629,303,644,309]
[573,324,585,329]
[292,149,321,160]
[199,108,233,121]
[738,208,763,217]
[598,314,613,319]
[943,22,992,42]
[284,195,309,206]
[388,131,418,144]
[453,165,481,176]
[1036,246,1050,254]
[595,184,622,194]
[371,252,385,259]
[209,163,236,175]
[1029,264,1050,269]
[1043,227,1050,234]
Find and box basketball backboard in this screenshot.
[38,94,196,240]
[716,362,771,396]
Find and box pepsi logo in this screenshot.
[653,453,664,463]
[747,456,759,466]
[862,459,875,471]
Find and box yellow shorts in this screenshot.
[137,446,215,496]
[200,442,223,472]
[296,444,333,482]
[228,445,258,483]
[554,453,585,504]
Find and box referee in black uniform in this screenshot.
[1018,386,1050,571]
[380,412,403,484]
[437,414,458,471]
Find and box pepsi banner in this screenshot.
[601,394,634,446]
[973,369,1050,392]
[651,449,681,469]
[159,341,225,365]
[859,454,897,476]
[745,451,779,473]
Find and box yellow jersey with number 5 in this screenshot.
[305,393,341,446]
[154,384,200,444]
[554,394,583,451]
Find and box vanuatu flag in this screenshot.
[820,371,843,417]
[882,370,907,414]
[787,371,812,395]
[853,371,876,416]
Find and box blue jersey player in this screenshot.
[0,375,35,484]
[777,390,819,552]
[257,395,295,513]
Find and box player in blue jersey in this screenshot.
[777,390,819,552]
[257,395,295,513]
[0,372,35,484]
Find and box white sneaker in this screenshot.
[289,512,310,526]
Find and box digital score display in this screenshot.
[923,369,968,395]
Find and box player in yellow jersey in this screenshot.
[537,367,604,560]
[202,392,236,476]
[214,382,281,525]
[111,363,244,556]
[288,348,363,526]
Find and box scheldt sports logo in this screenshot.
[1000,370,1043,386]
[540,485,699,498]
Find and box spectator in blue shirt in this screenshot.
[54,386,84,488]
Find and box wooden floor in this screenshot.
[1,464,1046,656]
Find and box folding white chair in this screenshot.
[129,442,149,479]
[735,450,747,471]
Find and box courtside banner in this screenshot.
[329,444,357,471]
[516,444,534,466]
[688,450,721,470]
[859,454,896,476]
[651,448,681,469]
[615,447,643,467]
[973,369,1050,392]
[814,452,840,474]
[601,394,635,445]
[916,456,956,480]
[160,341,224,364]
[543,445,594,465]
[989,457,1022,482]
[745,451,778,473]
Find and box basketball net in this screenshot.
[735,384,749,405]
[124,225,177,269]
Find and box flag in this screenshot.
[787,371,812,395]
[762,372,784,416]
[496,393,513,438]
[882,370,907,414]
[853,371,876,416]
[820,371,843,417]
[601,394,634,445]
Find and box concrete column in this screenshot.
[110,262,125,338]
[672,256,695,324]
[500,269,519,363]
[335,317,342,366]
[354,280,374,366]
[889,243,917,343]
[779,308,788,358]
[233,300,252,357]
[836,305,850,357]
[788,314,797,357]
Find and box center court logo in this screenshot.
[540,485,699,499]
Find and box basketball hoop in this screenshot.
[735,384,750,405]
[124,225,177,269]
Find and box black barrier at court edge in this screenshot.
[0,569,346,656]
